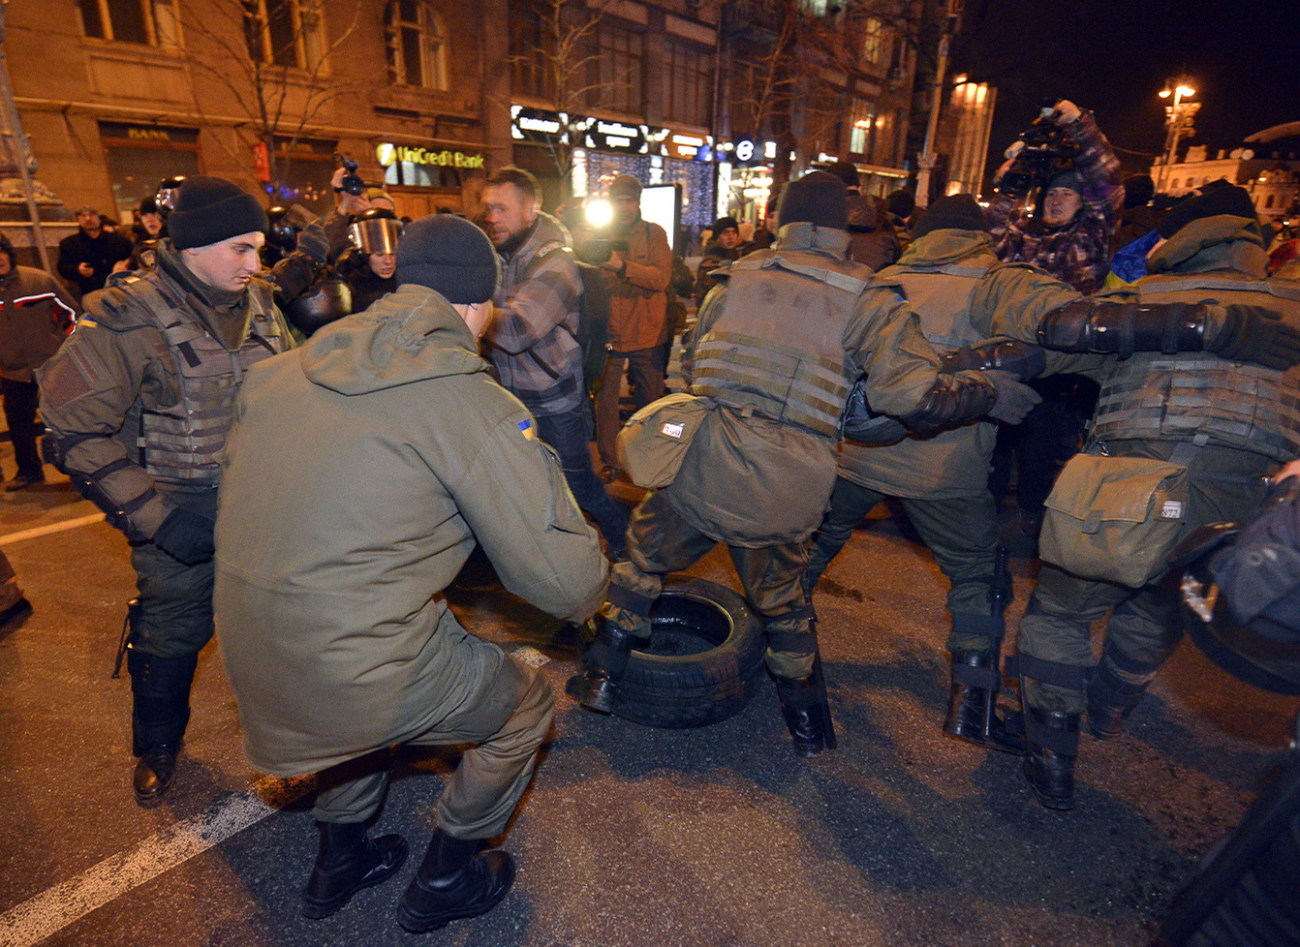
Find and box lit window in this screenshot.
[385,1,448,90]
[1171,178,1180,189]
[77,0,179,46]
[244,0,325,69]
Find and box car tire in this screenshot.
[610,575,766,729]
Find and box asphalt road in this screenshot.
[1,447,1295,947]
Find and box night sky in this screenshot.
[953,0,1300,179]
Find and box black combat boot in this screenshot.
[774,672,837,758]
[398,829,515,933]
[127,649,198,808]
[943,650,1025,755]
[302,821,408,919]
[1086,648,1157,739]
[1022,706,1080,811]
[569,623,638,714]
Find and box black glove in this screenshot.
[295,220,330,266]
[152,508,215,565]
[1208,305,1300,371]
[983,369,1043,424]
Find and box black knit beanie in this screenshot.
[913,194,990,239]
[395,214,500,304]
[778,171,847,230]
[712,216,740,234]
[1158,184,1257,238]
[168,176,269,249]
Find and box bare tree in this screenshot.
[507,0,627,198]
[181,0,376,199]
[727,0,924,184]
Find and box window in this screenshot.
[862,17,887,66]
[511,3,556,101]
[664,38,712,127]
[78,0,179,46]
[1266,194,1276,209]
[1171,178,1180,189]
[849,98,876,156]
[243,0,324,69]
[385,1,448,90]
[590,24,643,115]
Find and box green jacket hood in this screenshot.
[893,229,995,268]
[1147,214,1268,277]
[299,284,490,395]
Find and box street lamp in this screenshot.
[1156,81,1200,194]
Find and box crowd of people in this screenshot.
[3,95,1300,936]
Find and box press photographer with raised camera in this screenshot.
[988,98,1122,295]
[323,153,398,262]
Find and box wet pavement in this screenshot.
[0,444,1294,946]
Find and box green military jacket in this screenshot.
[213,286,608,775]
[669,223,989,546]
[838,229,1087,498]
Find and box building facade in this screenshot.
[12,0,510,227]
[1150,123,1300,224]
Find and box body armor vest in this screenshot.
[839,262,998,498]
[126,274,288,486]
[880,263,991,353]
[690,249,872,438]
[1090,275,1300,461]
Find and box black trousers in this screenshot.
[1,378,43,480]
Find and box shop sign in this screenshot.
[585,119,648,154]
[734,139,756,162]
[98,121,199,145]
[511,105,571,144]
[375,143,485,170]
[662,131,713,162]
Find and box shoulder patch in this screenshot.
[517,417,537,440]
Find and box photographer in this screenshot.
[323,154,397,262]
[989,99,1123,295]
[988,99,1123,541]
[592,174,673,483]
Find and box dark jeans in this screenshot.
[1,378,43,480]
[535,402,629,559]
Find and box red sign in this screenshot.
[252,142,271,183]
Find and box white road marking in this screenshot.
[0,514,105,546]
[0,775,313,947]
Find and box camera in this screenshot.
[575,238,629,264]
[333,152,366,197]
[997,108,1082,197]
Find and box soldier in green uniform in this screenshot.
[807,194,1296,758]
[1009,185,1300,810]
[38,177,294,807]
[570,173,1044,756]
[214,215,608,930]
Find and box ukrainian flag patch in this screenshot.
[517,419,536,440]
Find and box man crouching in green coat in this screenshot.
[213,215,608,930]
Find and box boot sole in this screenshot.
[1022,759,1076,811]
[942,724,1027,757]
[301,842,409,919]
[397,857,516,932]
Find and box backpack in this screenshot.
[571,256,611,391]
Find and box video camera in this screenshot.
[575,238,629,265]
[333,152,366,197]
[997,102,1082,197]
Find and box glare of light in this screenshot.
[585,198,613,228]
[1177,85,1196,97]
[1158,89,1171,98]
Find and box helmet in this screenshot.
[155,175,187,217]
[266,205,298,252]
[348,207,403,256]
[285,277,352,338]
[1174,481,1300,695]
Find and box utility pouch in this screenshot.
[616,393,714,488]
[1039,453,1190,588]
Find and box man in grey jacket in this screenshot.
[481,166,627,558]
